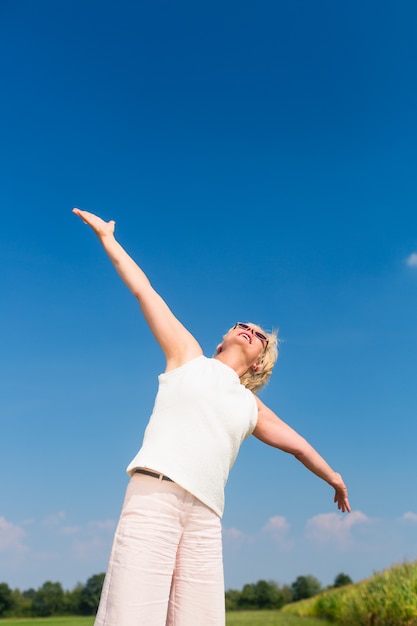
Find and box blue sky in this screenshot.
[1,0,417,593]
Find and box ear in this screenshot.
[216,344,223,354]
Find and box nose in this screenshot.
[237,324,256,336]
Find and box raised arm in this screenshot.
[72,209,202,371]
[253,396,350,513]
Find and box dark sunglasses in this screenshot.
[234,323,269,347]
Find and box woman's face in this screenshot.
[222,323,266,362]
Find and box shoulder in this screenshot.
[161,354,206,377]
[252,395,278,429]
[253,394,266,412]
[164,348,204,373]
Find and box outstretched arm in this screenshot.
[252,396,350,512]
[72,209,202,371]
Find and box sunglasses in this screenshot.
[234,323,269,347]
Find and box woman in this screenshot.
[73,208,350,626]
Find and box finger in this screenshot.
[72,208,87,222]
[338,498,350,513]
[72,208,92,226]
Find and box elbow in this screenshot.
[292,450,304,461]
[291,439,310,460]
[133,281,153,301]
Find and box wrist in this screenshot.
[98,232,116,246]
[330,472,345,489]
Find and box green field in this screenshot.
[4,561,417,625]
[226,611,331,625]
[0,614,331,626]
[0,620,94,626]
[282,560,417,625]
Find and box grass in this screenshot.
[0,617,94,626]
[5,562,417,625]
[1,615,334,626]
[226,611,332,625]
[282,560,417,626]
[0,614,332,625]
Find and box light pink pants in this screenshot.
[95,473,225,626]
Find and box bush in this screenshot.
[283,560,417,626]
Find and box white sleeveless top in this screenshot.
[126,355,258,517]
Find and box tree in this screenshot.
[32,581,64,617]
[22,588,37,602]
[225,588,240,611]
[237,583,258,609]
[276,583,292,608]
[79,573,105,615]
[10,588,32,618]
[291,575,322,601]
[63,583,84,615]
[333,572,353,588]
[234,579,292,610]
[0,583,14,617]
[253,580,284,609]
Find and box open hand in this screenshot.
[72,208,115,239]
[334,483,351,513]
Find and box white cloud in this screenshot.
[223,513,417,589]
[60,525,82,536]
[2,510,416,593]
[70,519,116,561]
[32,551,60,562]
[262,516,294,551]
[0,516,28,553]
[305,511,369,549]
[262,515,289,533]
[223,527,248,541]
[87,520,116,532]
[0,515,117,591]
[73,536,110,561]
[60,520,115,536]
[406,252,417,267]
[223,516,294,551]
[42,511,66,529]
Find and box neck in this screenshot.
[214,348,252,378]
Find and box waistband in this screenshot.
[134,468,174,482]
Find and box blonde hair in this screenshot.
[217,323,279,394]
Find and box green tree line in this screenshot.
[225,573,352,611]
[0,572,352,617]
[0,574,105,618]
